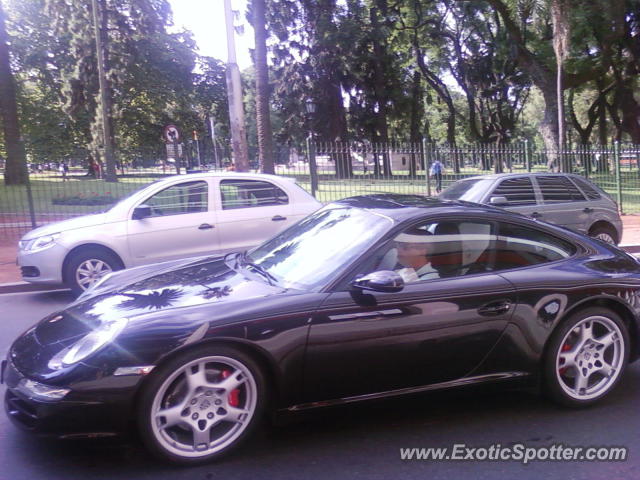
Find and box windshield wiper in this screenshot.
[238,253,277,286]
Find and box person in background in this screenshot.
[59,161,68,181]
[430,159,444,194]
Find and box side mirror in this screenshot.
[351,270,404,293]
[132,204,152,220]
[489,196,508,206]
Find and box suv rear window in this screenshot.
[537,176,586,203]
[491,177,537,205]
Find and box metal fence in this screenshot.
[2,141,640,240]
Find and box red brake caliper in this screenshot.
[221,370,240,407]
[559,342,572,375]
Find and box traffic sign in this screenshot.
[163,124,180,143]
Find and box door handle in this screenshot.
[198,223,214,230]
[478,301,512,316]
[531,212,542,218]
[272,215,287,221]
[583,207,593,213]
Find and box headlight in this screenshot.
[20,234,60,253]
[48,317,128,370]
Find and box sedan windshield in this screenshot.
[439,178,492,201]
[246,207,394,290]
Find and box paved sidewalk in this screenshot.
[3,215,640,291]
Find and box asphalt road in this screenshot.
[0,291,638,480]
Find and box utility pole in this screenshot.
[223,0,249,171]
[91,0,117,182]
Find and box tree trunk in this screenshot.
[0,2,27,185]
[540,87,561,171]
[408,70,422,177]
[253,0,274,174]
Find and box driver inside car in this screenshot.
[393,229,440,282]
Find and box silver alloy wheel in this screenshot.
[594,232,615,245]
[555,316,625,401]
[75,259,113,290]
[150,355,257,458]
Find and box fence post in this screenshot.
[423,138,432,197]
[21,152,37,229]
[306,135,318,198]
[614,141,623,214]
[524,139,531,172]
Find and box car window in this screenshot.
[491,177,537,205]
[536,175,586,203]
[569,176,602,200]
[439,178,493,201]
[359,219,496,283]
[492,222,576,270]
[143,181,208,217]
[220,179,288,209]
[247,207,393,290]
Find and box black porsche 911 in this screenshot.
[3,195,639,464]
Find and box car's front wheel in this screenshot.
[64,247,124,295]
[543,307,629,407]
[138,345,266,465]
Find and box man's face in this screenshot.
[396,241,431,268]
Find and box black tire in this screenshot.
[63,247,124,295]
[589,224,618,245]
[543,307,629,408]
[137,345,267,465]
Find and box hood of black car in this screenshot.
[10,256,286,378]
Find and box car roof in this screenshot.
[328,194,526,222]
[156,171,297,183]
[455,172,585,181]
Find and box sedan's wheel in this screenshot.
[138,346,266,464]
[589,225,617,245]
[64,247,123,295]
[544,307,629,407]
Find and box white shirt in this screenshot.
[396,263,439,283]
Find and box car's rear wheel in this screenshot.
[138,345,266,465]
[64,247,124,295]
[589,224,617,245]
[543,307,629,407]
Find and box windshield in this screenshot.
[439,178,492,201]
[246,207,394,290]
[106,178,165,212]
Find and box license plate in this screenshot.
[0,359,6,384]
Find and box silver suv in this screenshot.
[440,173,622,244]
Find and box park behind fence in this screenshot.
[1,141,640,239]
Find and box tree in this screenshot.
[250,0,275,174]
[0,1,27,185]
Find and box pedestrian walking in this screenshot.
[430,159,444,194]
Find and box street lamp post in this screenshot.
[305,99,318,197]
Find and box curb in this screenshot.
[2,245,640,295]
[0,281,69,295]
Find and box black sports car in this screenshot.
[3,195,640,464]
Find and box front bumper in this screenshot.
[2,356,138,437]
[17,243,68,285]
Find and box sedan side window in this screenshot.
[492,222,576,270]
[144,181,208,217]
[220,179,289,210]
